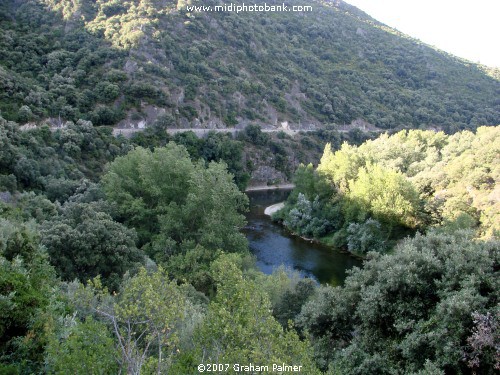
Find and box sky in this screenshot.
[345,0,500,67]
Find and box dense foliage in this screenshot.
[277,126,499,254]
[299,230,499,374]
[40,199,142,290]
[0,114,343,195]
[0,0,498,131]
[0,1,499,373]
[0,115,330,373]
[0,117,125,193]
[101,143,249,291]
[0,116,498,373]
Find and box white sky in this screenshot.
[345,0,500,67]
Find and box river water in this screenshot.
[243,189,362,286]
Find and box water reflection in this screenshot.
[244,189,362,286]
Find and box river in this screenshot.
[243,189,362,286]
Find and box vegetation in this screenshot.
[0,1,498,373]
[299,230,499,374]
[277,126,499,254]
[40,199,142,291]
[0,115,328,372]
[101,143,249,292]
[1,115,497,373]
[0,0,498,131]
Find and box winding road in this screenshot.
[112,127,317,138]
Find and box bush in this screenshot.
[299,230,499,373]
[347,218,387,254]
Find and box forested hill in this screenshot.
[1,0,499,132]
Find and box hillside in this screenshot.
[0,0,499,132]
[2,2,500,373]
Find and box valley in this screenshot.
[0,1,498,374]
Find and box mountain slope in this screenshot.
[0,0,499,132]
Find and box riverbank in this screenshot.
[262,200,365,260]
[245,183,294,192]
[245,189,362,284]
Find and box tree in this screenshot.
[45,318,119,375]
[74,267,193,374]
[17,105,34,123]
[0,219,39,262]
[200,132,249,190]
[184,254,321,374]
[347,218,387,254]
[0,233,56,373]
[299,230,499,373]
[317,142,363,191]
[102,143,248,257]
[41,201,142,290]
[346,163,420,229]
[102,144,196,246]
[291,163,335,203]
[284,193,333,237]
[241,124,269,146]
[273,278,316,329]
[283,127,499,250]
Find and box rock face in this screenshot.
[116,105,167,129]
[250,165,288,186]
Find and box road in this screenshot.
[20,121,383,138]
[111,124,380,138]
[112,127,316,138]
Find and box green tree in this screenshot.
[201,131,249,190]
[41,201,142,290]
[186,254,321,374]
[346,163,420,229]
[299,230,499,373]
[17,105,34,123]
[317,142,363,191]
[102,143,196,245]
[241,124,270,146]
[284,193,334,237]
[0,219,39,262]
[102,143,248,258]
[273,278,316,329]
[0,234,56,373]
[45,318,119,375]
[74,267,192,375]
[347,218,387,254]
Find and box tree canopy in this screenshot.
[102,143,248,252]
[299,230,499,374]
[101,143,249,291]
[278,127,499,254]
[0,0,498,130]
[40,200,142,290]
